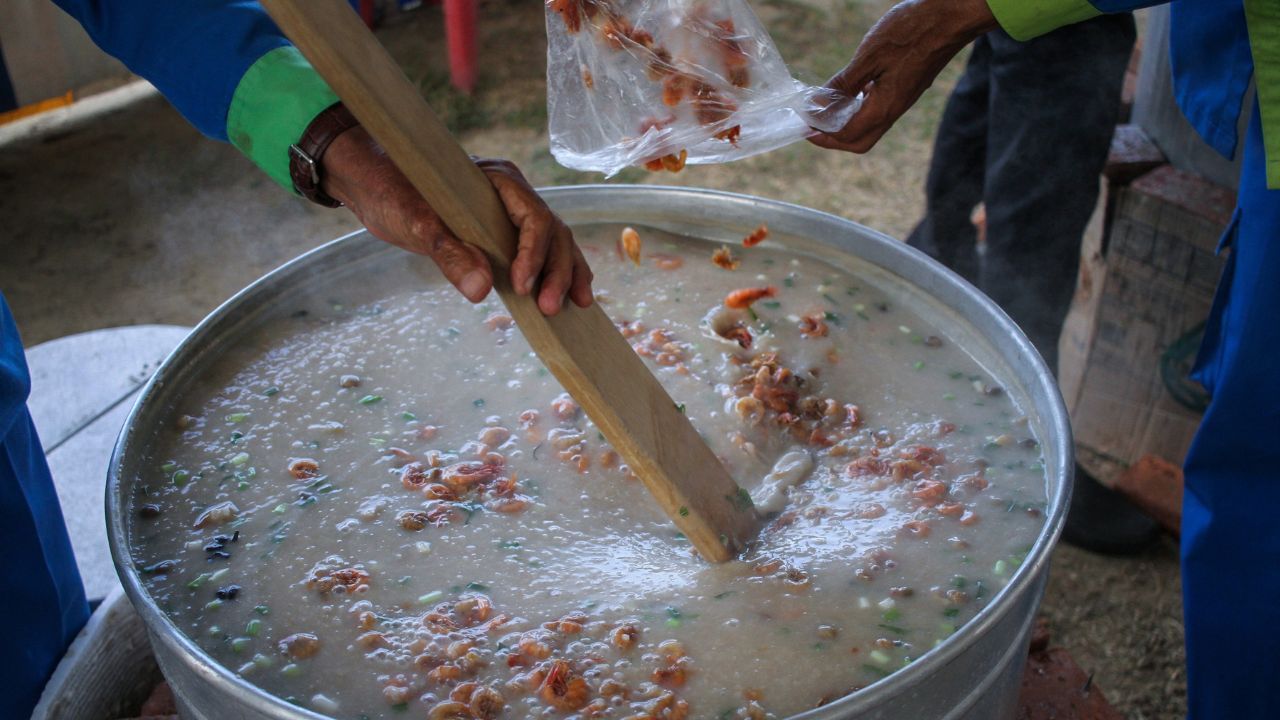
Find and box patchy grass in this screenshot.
[377,0,958,238]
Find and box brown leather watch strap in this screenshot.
[289,102,360,207]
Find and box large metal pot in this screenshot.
[107,185,1072,720]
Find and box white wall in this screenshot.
[1,0,131,106]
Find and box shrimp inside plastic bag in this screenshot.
[545,0,860,176]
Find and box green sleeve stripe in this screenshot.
[1245,0,1280,189]
[986,0,1102,41]
[227,46,341,191]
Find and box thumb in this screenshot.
[426,233,494,303]
[825,51,879,99]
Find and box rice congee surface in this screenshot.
[127,225,1047,720]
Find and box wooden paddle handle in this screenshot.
[259,0,759,562]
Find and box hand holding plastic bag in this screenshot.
[545,0,860,176]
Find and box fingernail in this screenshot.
[521,275,535,295]
[460,271,487,301]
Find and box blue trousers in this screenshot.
[1184,99,1280,717]
[0,295,88,717]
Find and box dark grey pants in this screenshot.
[907,15,1136,371]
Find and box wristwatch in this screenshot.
[288,102,360,207]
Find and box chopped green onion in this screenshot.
[252,653,274,669]
[678,506,689,517]
[254,604,270,615]
[230,637,251,653]
[862,663,891,678]
[665,618,683,628]
[913,360,925,371]
[161,462,178,473]
[358,395,382,405]
[263,387,279,397]
[227,413,249,423]
[172,470,190,487]
[994,560,1009,576]
[727,487,754,511]
[230,452,250,466]
[869,649,892,666]
[402,412,417,421]
[204,599,223,611]
[473,398,486,408]
[417,590,444,605]
[245,619,262,636]
[465,582,489,592]
[281,663,302,677]
[187,572,212,589]
[209,568,230,583]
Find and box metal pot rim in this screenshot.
[106,184,1072,720]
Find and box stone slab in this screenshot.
[26,325,191,599]
[27,325,190,449]
[46,394,139,599]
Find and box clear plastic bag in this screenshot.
[545,0,860,176]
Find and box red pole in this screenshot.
[359,0,376,27]
[444,0,478,94]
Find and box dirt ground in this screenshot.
[0,1,1184,717]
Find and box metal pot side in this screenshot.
[106,185,1072,720]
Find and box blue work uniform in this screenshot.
[991,0,1280,716]
[2,2,325,716]
[0,295,89,717]
[1144,2,1280,716]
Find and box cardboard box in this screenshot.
[1058,154,1234,485]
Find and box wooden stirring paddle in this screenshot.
[260,0,759,562]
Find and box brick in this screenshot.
[1104,124,1165,186]
[1113,455,1183,536]
[1018,646,1124,720]
[1130,165,1236,228]
[138,681,176,717]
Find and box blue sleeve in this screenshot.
[51,1,290,141]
